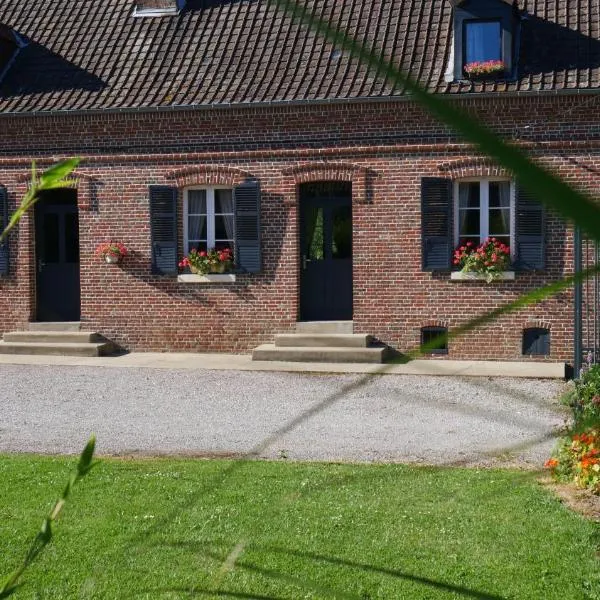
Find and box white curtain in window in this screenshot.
[496,182,511,233]
[188,190,207,248]
[219,191,235,241]
[458,184,474,235]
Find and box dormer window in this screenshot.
[450,0,519,82]
[133,0,186,17]
[0,25,26,84]
[464,20,501,64]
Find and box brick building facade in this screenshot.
[0,0,598,362]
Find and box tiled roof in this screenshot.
[0,0,598,114]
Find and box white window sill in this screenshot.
[177,274,236,283]
[450,271,515,281]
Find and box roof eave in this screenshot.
[0,87,599,119]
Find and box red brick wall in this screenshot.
[0,94,597,360]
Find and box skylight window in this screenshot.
[133,0,185,17]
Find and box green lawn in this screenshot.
[1,456,599,600]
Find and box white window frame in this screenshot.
[183,186,235,254]
[453,178,515,258]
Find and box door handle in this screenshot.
[302,255,312,270]
[37,259,46,273]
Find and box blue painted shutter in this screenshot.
[149,185,178,275]
[0,185,8,276]
[234,181,261,273]
[515,184,545,271]
[421,177,452,271]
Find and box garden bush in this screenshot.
[548,362,600,494]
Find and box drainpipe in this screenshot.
[574,226,583,378]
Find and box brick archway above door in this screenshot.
[281,162,369,205]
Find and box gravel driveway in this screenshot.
[0,365,568,466]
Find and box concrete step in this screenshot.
[0,341,114,357]
[28,322,81,332]
[4,331,103,344]
[295,321,354,334]
[252,344,387,363]
[275,333,372,348]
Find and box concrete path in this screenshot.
[0,363,568,466]
[0,351,566,378]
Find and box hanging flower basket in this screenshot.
[95,241,128,265]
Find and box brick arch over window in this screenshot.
[437,158,511,180]
[523,319,552,331]
[281,162,369,205]
[419,320,450,329]
[165,165,250,188]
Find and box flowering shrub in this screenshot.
[546,429,600,495]
[453,238,511,282]
[179,247,233,274]
[562,362,600,424]
[464,60,505,78]
[95,241,128,259]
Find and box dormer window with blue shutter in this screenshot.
[450,0,519,82]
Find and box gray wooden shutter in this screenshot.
[149,185,178,275]
[234,181,261,273]
[421,177,452,271]
[0,185,8,276]
[515,184,545,271]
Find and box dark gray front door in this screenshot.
[35,189,80,321]
[300,181,353,321]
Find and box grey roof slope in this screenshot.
[0,0,599,114]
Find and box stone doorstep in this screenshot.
[0,323,116,357]
[0,341,114,357]
[274,333,372,348]
[252,344,388,363]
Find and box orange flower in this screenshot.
[544,458,559,469]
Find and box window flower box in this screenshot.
[177,273,236,283]
[453,238,512,283]
[464,60,505,80]
[179,248,234,275]
[450,271,515,281]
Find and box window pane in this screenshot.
[187,240,207,254]
[214,241,234,253]
[215,189,233,214]
[493,235,510,249]
[188,215,207,240]
[489,209,510,235]
[188,190,207,214]
[306,206,324,261]
[458,182,480,208]
[64,212,79,263]
[43,213,60,263]
[465,21,501,64]
[332,205,352,259]
[215,215,235,240]
[459,236,480,248]
[489,181,510,208]
[459,209,480,236]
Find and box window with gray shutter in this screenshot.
[149,185,178,275]
[421,177,452,271]
[0,185,8,276]
[234,181,261,273]
[515,185,545,271]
